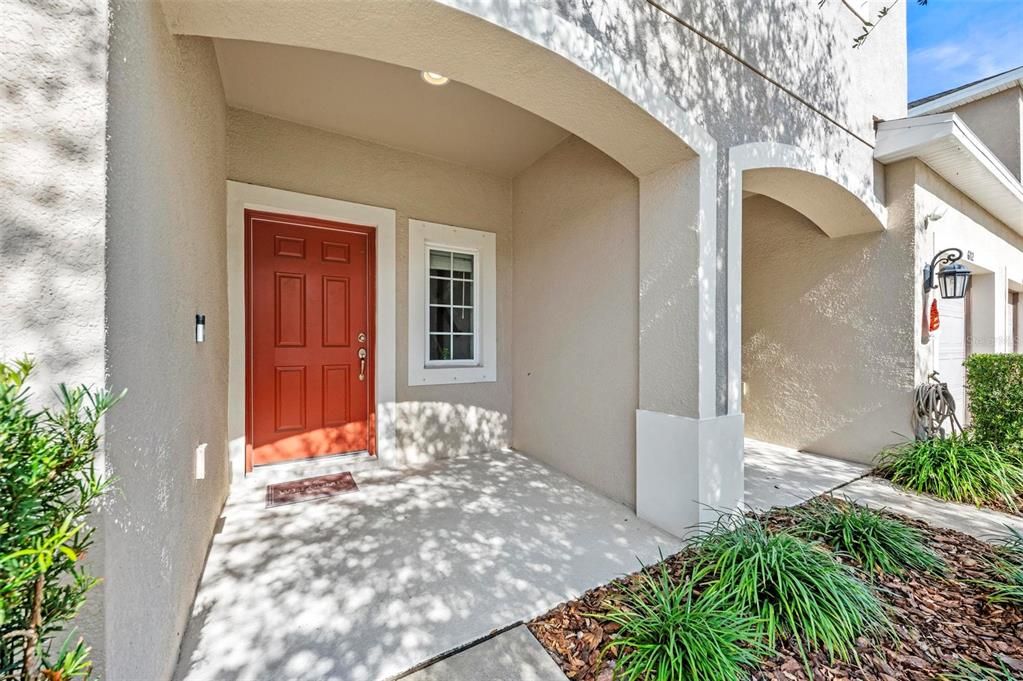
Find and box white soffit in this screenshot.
[875,113,1023,233]
[908,66,1023,116]
[213,39,570,178]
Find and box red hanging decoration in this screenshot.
[929,298,940,332]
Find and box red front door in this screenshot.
[246,209,375,467]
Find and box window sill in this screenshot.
[409,365,497,386]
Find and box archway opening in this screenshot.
[737,169,909,470]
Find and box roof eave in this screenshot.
[908,66,1023,116]
[875,113,1023,234]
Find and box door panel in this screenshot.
[274,366,307,431]
[321,276,351,347]
[275,273,306,347]
[247,210,375,466]
[322,365,351,426]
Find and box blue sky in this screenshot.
[908,0,1023,102]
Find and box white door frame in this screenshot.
[226,181,397,479]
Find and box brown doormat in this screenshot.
[266,471,358,508]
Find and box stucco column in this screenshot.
[971,269,1010,353]
[635,158,743,537]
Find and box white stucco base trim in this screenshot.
[636,409,744,537]
[226,181,397,479]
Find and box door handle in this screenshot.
[358,347,367,381]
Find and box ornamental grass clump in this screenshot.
[979,526,1023,606]
[875,433,1023,509]
[599,561,768,681]
[691,514,890,663]
[791,497,943,578]
[0,358,120,681]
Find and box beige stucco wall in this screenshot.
[1,0,111,668]
[1,0,108,392]
[512,136,640,505]
[162,0,907,415]
[105,1,229,679]
[952,87,1023,181]
[741,187,916,463]
[226,108,513,459]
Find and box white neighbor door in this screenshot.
[937,293,969,425]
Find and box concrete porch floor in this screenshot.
[172,441,871,681]
[172,450,677,681]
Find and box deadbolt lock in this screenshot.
[357,332,367,343]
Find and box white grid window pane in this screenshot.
[428,248,475,362]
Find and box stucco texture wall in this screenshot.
[1,0,110,668]
[512,136,640,506]
[1,0,108,392]
[952,87,1023,181]
[522,0,907,408]
[741,192,916,463]
[226,108,514,460]
[105,1,229,679]
[161,0,906,415]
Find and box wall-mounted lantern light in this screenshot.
[195,314,206,343]
[924,248,972,299]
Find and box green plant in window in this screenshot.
[0,357,121,681]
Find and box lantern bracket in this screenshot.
[923,248,964,293]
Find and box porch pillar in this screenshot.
[635,158,743,538]
[971,268,1010,353]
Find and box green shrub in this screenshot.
[791,498,943,578]
[875,433,1023,508]
[599,562,767,681]
[979,526,1023,606]
[966,354,1023,449]
[0,358,120,681]
[691,514,890,662]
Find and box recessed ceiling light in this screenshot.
[421,71,450,86]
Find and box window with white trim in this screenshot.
[409,219,497,385]
[427,248,478,364]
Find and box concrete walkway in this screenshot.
[743,438,871,511]
[173,450,675,681]
[743,438,1023,542]
[835,476,1023,541]
[398,626,566,681]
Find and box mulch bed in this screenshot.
[528,506,1023,680]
